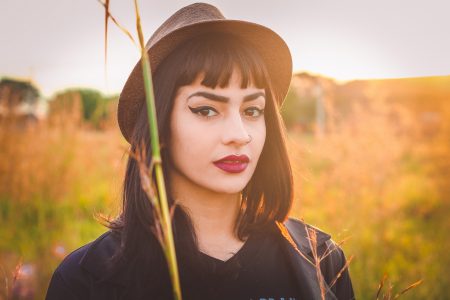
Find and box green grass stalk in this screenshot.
[100,0,182,298]
[134,1,182,299]
[139,49,182,300]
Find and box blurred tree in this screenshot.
[281,75,318,132]
[78,89,108,128]
[280,86,302,129]
[0,78,41,121]
[49,88,117,129]
[48,90,83,127]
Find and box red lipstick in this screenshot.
[213,155,250,173]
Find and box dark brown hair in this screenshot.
[108,32,293,283]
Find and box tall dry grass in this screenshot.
[2,73,448,298]
[288,79,448,299]
[0,97,126,299]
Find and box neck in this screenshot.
[169,170,243,253]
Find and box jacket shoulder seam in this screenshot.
[284,217,332,254]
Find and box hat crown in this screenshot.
[147,3,225,49]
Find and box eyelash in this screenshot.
[244,107,265,118]
[188,106,218,118]
[188,106,265,119]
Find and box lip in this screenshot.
[213,155,250,174]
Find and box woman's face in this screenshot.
[169,69,266,195]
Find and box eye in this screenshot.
[244,107,265,118]
[188,106,218,118]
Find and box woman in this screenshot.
[46,3,354,300]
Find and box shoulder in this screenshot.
[283,217,346,267]
[46,231,120,300]
[283,217,332,253]
[283,217,354,299]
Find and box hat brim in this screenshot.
[118,19,292,143]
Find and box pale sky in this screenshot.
[1,0,449,97]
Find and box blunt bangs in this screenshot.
[173,32,268,90]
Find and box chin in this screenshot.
[220,187,246,194]
[208,181,249,194]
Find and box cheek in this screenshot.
[169,112,213,169]
[171,129,198,160]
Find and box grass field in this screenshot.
[0,76,449,299]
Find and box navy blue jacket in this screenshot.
[46,218,354,299]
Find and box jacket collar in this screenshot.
[281,218,338,300]
[79,219,337,298]
[79,231,128,287]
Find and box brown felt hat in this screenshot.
[118,2,293,143]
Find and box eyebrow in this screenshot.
[187,91,266,103]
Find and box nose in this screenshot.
[221,112,251,146]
